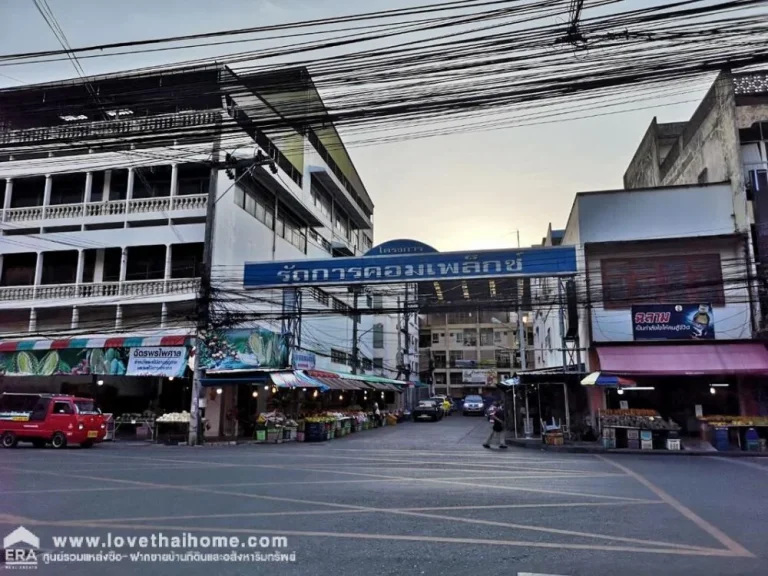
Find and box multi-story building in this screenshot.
[419,309,532,398]
[623,69,768,326]
[0,64,398,435]
[368,286,419,381]
[531,183,767,431]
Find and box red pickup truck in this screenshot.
[0,393,107,449]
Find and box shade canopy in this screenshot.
[595,343,768,376]
[580,372,636,387]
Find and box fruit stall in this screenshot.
[599,409,681,450]
[697,415,768,452]
[249,407,405,444]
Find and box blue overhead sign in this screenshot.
[243,245,577,288]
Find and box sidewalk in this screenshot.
[506,437,768,457]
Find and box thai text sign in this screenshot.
[126,347,188,377]
[243,246,577,288]
[632,304,715,340]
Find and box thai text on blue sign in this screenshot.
[243,246,577,288]
[632,304,715,340]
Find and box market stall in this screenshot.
[599,409,681,450]
[697,415,768,452]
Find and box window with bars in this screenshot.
[373,323,384,349]
[309,287,330,306]
[331,349,348,365]
[600,254,725,308]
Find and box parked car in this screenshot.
[0,393,107,449]
[462,395,485,416]
[430,396,452,416]
[412,400,443,422]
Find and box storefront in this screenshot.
[0,335,195,441]
[590,342,768,450]
[200,367,411,443]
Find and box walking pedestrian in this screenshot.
[483,401,507,449]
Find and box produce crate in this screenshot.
[602,438,616,449]
[267,429,279,443]
[626,428,639,440]
[640,430,652,442]
[627,439,640,450]
[641,439,653,450]
[666,438,681,451]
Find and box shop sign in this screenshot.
[462,369,498,385]
[126,347,188,377]
[632,304,715,341]
[243,245,578,288]
[292,351,316,370]
[0,347,189,377]
[200,328,288,372]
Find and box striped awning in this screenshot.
[303,370,370,390]
[0,335,194,352]
[271,371,327,390]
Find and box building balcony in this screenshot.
[1,194,208,225]
[0,277,200,307]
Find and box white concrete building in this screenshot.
[623,70,768,327]
[418,310,532,398]
[0,64,386,377]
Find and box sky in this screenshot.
[0,0,707,252]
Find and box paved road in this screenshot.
[0,415,766,576]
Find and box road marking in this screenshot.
[519,573,569,576]
[0,465,716,552]
[75,500,664,525]
[598,456,755,558]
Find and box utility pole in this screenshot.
[402,284,411,382]
[189,117,222,446]
[351,288,360,374]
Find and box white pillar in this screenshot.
[32,252,43,299]
[164,244,172,277]
[103,170,111,202]
[94,249,105,283]
[160,302,168,329]
[170,163,178,208]
[71,306,79,330]
[84,172,93,204]
[29,309,37,333]
[3,179,12,220]
[126,168,135,201]
[75,250,85,284]
[163,245,172,293]
[33,253,44,286]
[115,305,123,330]
[118,247,128,287]
[42,175,52,217]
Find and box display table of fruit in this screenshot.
[600,409,680,431]
[698,415,768,427]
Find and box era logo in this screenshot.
[2,527,39,570]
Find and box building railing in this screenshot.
[0,277,200,302]
[2,194,208,223]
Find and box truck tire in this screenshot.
[1,432,17,448]
[51,432,67,449]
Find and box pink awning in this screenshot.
[596,343,768,376]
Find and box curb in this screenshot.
[506,439,768,457]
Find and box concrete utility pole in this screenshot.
[351,288,360,374]
[188,147,220,446]
[402,284,411,382]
